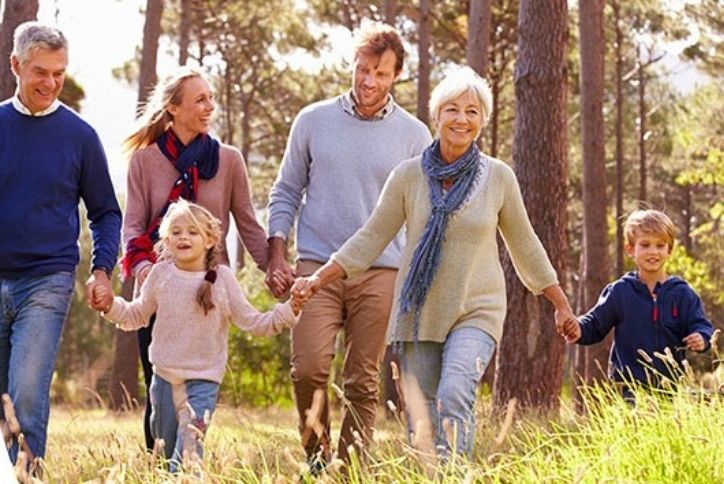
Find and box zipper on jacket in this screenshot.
[652,293,658,323]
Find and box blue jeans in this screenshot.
[0,271,74,461]
[149,374,219,472]
[400,327,496,458]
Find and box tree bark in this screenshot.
[494,0,568,410]
[613,0,625,277]
[384,0,397,26]
[178,0,191,65]
[0,0,39,99]
[416,0,431,126]
[466,0,491,76]
[108,279,140,410]
[576,0,611,390]
[137,0,164,108]
[637,41,647,205]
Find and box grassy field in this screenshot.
[29,379,723,483]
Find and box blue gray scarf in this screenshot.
[398,140,481,341]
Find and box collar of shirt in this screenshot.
[12,94,61,117]
[339,90,395,121]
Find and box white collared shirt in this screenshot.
[11,94,60,117]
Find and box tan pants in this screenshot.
[291,260,396,462]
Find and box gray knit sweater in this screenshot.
[268,96,431,267]
[331,154,559,344]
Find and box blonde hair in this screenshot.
[429,66,493,128]
[123,66,206,153]
[623,209,676,250]
[156,200,222,315]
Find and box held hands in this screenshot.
[85,270,112,311]
[555,307,581,343]
[288,275,321,315]
[92,284,114,313]
[265,258,296,298]
[682,332,706,352]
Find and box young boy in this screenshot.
[564,209,714,388]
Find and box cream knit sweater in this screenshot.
[104,262,298,383]
[331,154,558,344]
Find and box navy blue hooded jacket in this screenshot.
[578,272,713,386]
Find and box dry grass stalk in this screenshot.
[493,397,517,447]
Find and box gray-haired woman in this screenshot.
[292,66,575,458]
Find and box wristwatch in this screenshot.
[92,266,113,278]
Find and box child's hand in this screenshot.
[683,332,705,352]
[291,276,319,304]
[289,292,304,316]
[562,318,582,343]
[555,313,581,343]
[93,284,113,313]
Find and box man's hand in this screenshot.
[86,269,112,310]
[265,237,295,298]
[683,332,706,352]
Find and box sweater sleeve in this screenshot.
[228,148,269,270]
[578,284,618,345]
[330,165,407,278]
[267,111,311,238]
[80,128,122,272]
[103,265,159,330]
[684,288,714,352]
[222,268,298,335]
[497,164,558,294]
[122,151,154,277]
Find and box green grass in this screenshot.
[30,380,723,482]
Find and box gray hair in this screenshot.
[429,66,493,127]
[12,22,67,64]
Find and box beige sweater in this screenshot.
[104,262,298,383]
[123,143,268,277]
[331,154,558,344]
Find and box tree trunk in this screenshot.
[637,42,647,205]
[384,0,397,26]
[0,0,39,99]
[108,0,164,410]
[137,0,164,108]
[178,0,191,65]
[576,0,611,390]
[108,279,139,410]
[416,0,431,126]
[493,0,568,410]
[466,0,491,76]
[613,0,625,277]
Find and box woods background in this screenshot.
[0,0,721,412]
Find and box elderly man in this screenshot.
[0,22,121,464]
[266,20,431,471]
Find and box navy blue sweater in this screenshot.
[0,100,121,277]
[578,272,714,386]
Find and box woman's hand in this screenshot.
[136,264,152,288]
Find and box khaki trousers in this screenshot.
[291,260,396,462]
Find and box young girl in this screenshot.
[95,200,301,471]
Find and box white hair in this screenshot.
[429,66,493,127]
[12,22,67,64]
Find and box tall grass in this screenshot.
[35,376,721,483]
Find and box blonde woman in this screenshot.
[121,66,268,450]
